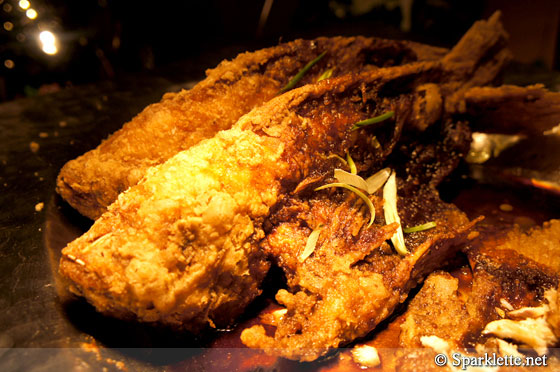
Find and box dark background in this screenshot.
[1,0,559,102]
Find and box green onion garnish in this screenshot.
[316,68,334,82]
[364,167,391,194]
[315,183,375,227]
[346,151,357,174]
[279,51,327,94]
[403,222,437,233]
[334,169,368,191]
[299,224,324,262]
[327,154,348,167]
[383,172,407,255]
[351,111,395,131]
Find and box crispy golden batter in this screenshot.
[399,272,470,349]
[56,36,447,219]
[60,128,283,329]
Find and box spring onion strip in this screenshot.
[317,68,334,82]
[334,169,368,191]
[315,183,375,227]
[351,111,395,131]
[346,151,357,174]
[383,172,407,255]
[334,167,392,195]
[279,51,327,93]
[403,221,437,233]
[365,167,391,194]
[299,225,324,262]
[328,154,348,167]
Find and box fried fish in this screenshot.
[60,12,510,346]
[56,35,447,219]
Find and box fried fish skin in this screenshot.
[56,36,447,220]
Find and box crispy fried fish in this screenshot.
[60,13,508,335]
[56,36,447,219]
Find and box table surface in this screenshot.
[1,57,560,371]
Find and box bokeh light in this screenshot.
[19,0,30,10]
[26,8,37,19]
[42,44,57,55]
[39,30,58,55]
[39,30,55,44]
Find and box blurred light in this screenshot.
[39,30,54,44]
[26,8,37,19]
[42,44,57,55]
[3,3,13,12]
[3,21,13,31]
[39,30,58,55]
[112,36,120,49]
[19,0,29,10]
[4,59,14,69]
[16,33,26,42]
